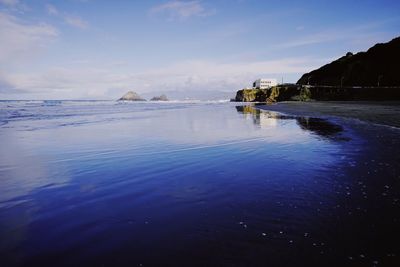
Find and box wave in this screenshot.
[42,100,63,106]
[0,100,233,129]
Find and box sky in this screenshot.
[0,0,399,100]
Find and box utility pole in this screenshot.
[378,75,383,87]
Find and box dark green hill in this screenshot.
[297,37,400,86]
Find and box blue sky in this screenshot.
[0,0,399,99]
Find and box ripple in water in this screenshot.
[0,102,399,266]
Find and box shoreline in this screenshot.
[256,101,400,128]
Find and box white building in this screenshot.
[253,79,278,89]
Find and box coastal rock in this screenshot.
[297,36,400,86]
[267,85,301,102]
[118,91,146,101]
[150,94,168,101]
[234,85,300,102]
[235,89,269,102]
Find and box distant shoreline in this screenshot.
[257,101,400,128]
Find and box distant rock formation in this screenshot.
[150,94,168,101]
[297,36,400,86]
[118,91,146,101]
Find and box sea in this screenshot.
[0,100,399,266]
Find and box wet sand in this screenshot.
[1,101,400,266]
[258,101,400,128]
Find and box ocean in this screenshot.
[0,100,399,266]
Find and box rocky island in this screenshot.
[118,91,146,101]
[150,94,169,101]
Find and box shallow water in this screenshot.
[0,101,399,266]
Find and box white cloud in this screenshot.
[44,3,88,29]
[0,0,19,6]
[46,4,59,16]
[0,0,29,12]
[150,0,215,20]
[0,57,324,99]
[64,15,88,29]
[0,12,58,65]
[281,32,338,48]
[281,18,400,48]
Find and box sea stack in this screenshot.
[118,91,146,101]
[150,94,168,101]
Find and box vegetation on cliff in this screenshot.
[234,84,400,102]
[297,37,400,86]
[234,89,269,102]
[235,85,301,102]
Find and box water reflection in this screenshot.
[3,102,399,267]
[296,117,342,137]
[236,105,343,138]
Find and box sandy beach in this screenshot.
[258,101,400,128]
[1,101,400,266]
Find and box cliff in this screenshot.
[118,91,146,101]
[234,37,400,102]
[235,85,301,102]
[297,37,400,86]
[234,85,400,102]
[234,89,269,102]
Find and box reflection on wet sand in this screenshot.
[236,105,343,138]
[5,102,385,267]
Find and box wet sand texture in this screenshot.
[258,101,400,128]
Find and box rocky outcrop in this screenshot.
[150,94,168,101]
[234,85,400,102]
[235,85,400,102]
[235,89,269,102]
[268,85,301,102]
[297,37,400,86]
[234,85,300,102]
[118,91,146,101]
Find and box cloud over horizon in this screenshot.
[0,12,58,65]
[1,57,325,99]
[0,0,399,99]
[149,0,216,21]
[45,4,88,29]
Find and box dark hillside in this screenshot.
[297,37,400,86]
